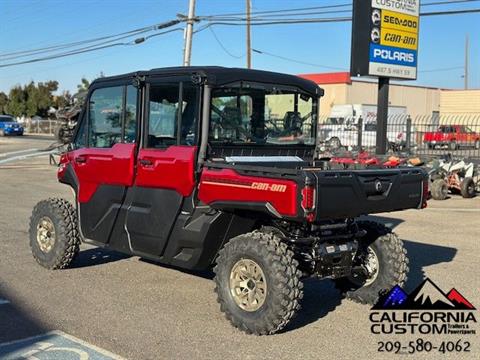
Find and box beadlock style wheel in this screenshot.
[36,216,56,253]
[229,259,267,312]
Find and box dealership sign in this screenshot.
[351,0,420,80]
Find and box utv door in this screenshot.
[71,83,138,244]
[125,79,199,256]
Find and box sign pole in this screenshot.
[376,77,389,154]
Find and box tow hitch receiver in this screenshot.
[314,241,358,278]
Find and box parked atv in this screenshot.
[54,91,86,144]
[429,158,477,200]
[29,67,427,335]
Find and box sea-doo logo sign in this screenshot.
[370,44,417,66]
[370,278,477,336]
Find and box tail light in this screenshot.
[301,183,316,222]
[421,179,429,209]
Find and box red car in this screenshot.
[424,124,480,150]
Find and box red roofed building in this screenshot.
[297,72,442,117]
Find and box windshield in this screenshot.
[0,116,15,122]
[209,84,317,146]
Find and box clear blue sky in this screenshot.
[0,0,479,94]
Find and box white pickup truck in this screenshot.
[319,104,412,150]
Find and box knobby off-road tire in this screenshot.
[431,179,448,200]
[29,198,81,269]
[460,177,476,198]
[214,231,303,335]
[334,221,409,305]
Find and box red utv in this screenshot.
[30,67,427,335]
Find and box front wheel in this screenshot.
[214,231,303,335]
[29,198,81,269]
[431,179,448,200]
[334,221,409,305]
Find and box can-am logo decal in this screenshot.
[202,178,287,192]
[370,278,477,336]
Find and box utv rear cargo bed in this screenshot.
[306,168,426,220]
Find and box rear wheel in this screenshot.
[29,198,81,269]
[460,177,475,198]
[431,179,448,200]
[449,141,457,150]
[214,231,303,335]
[334,221,408,305]
[474,140,480,150]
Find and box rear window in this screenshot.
[0,116,15,122]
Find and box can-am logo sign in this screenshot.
[372,0,420,16]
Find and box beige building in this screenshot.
[298,72,480,119]
[439,90,480,114]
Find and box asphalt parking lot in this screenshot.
[0,136,479,360]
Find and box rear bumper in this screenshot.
[3,128,24,135]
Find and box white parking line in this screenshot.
[0,148,38,158]
[0,330,126,360]
[0,299,9,305]
[0,150,56,165]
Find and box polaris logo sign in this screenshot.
[370,44,417,66]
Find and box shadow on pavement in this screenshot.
[283,279,342,333]
[0,288,47,345]
[70,247,131,269]
[402,240,457,292]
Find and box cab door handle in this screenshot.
[139,158,153,167]
[75,156,87,164]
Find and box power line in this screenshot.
[0,20,182,60]
[0,28,183,69]
[197,8,480,27]
[420,66,464,73]
[252,49,347,71]
[199,0,480,19]
[208,27,245,59]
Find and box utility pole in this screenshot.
[246,0,252,69]
[464,34,469,89]
[183,0,196,66]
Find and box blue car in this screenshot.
[0,115,24,136]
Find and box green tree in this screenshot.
[77,78,90,93]
[0,92,8,114]
[5,86,27,117]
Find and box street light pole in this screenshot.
[183,0,196,66]
[464,34,469,90]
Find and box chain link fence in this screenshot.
[318,113,480,160]
[19,119,61,136]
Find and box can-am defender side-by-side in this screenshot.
[30,67,427,335]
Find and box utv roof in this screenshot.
[92,66,323,96]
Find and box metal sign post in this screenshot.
[351,0,420,154]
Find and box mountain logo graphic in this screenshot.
[372,278,476,310]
